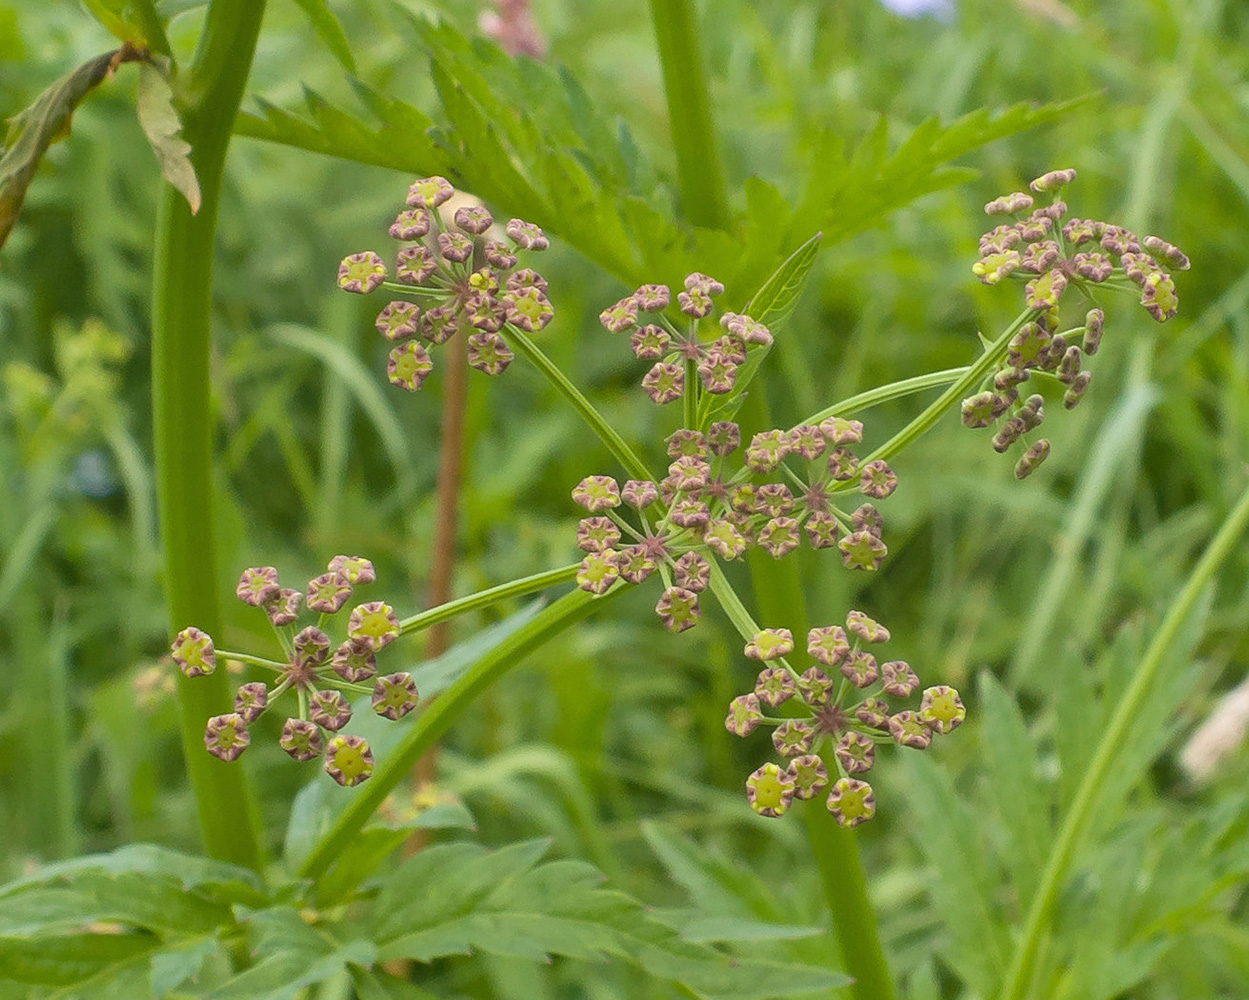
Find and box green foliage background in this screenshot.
[2,0,1249,997]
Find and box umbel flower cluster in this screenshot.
[725,611,964,826]
[968,168,1190,478]
[170,556,417,786]
[572,274,899,630]
[337,176,553,391]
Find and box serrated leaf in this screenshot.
[367,838,847,998]
[901,752,1008,996]
[205,907,376,1000]
[0,871,232,938]
[0,49,121,252]
[679,917,822,944]
[148,936,219,999]
[0,844,265,904]
[136,61,200,213]
[288,0,356,74]
[978,670,1049,910]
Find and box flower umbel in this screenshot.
[725,609,963,826]
[172,556,418,785]
[338,177,554,392]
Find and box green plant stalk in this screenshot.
[151,0,267,869]
[850,309,1034,472]
[298,585,621,880]
[709,505,896,1000]
[997,479,1249,1000]
[398,563,579,632]
[647,0,729,228]
[805,367,972,422]
[500,325,656,481]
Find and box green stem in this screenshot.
[997,480,1249,1000]
[500,325,656,482]
[298,585,619,880]
[734,391,895,1000]
[151,0,267,869]
[648,0,729,228]
[397,564,579,632]
[804,367,972,424]
[856,310,1033,470]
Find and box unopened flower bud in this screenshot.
[772,720,815,757]
[1143,235,1190,271]
[616,545,656,585]
[755,483,795,518]
[293,626,330,667]
[324,733,374,786]
[453,204,493,235]
[984,191,1033,215]
[621,479,658,509]
[798,666,835,705]
[673,551,710,593]
[641,362,684,404]
[483,240,517,269]
[237,566,280,607]
[754,666,796,707]
[805,511,840,550]
[703,519,747,560]
[1063,372,1092,410]
[827,446,859,481]
[961,391,996,429]
[234,682,268,723]
[577,517,621,553]
[1025,269,1067,310]
[655,586,700,632]
[599,296,639,333]
[172,627,216,677]
[332,638,377,683]
[841,649,879,688]
[827,777,875,827]
[396,245,438,285]
[577,550,620,595]
[338,252,387,294]
[846,610,890,643]
[889,710,933,749]
[880,660,919,698]
[634,283,670,311]
[745,627,795,661]
[746,762,794,818]
[387,341,434,391]
[1014,438,1051,479]
[466,331,514,375]
[807,625,850,667]
[839,530,887,571]
[389,207,431,240]
[856,697,890,729]
[348,602,400,650]
[745,430,788,474]
[572,475,620,511]
[310,690,353,732]
[307,572,353,614]
[919,685,966,734]
[372,672,419,720]
[859,460,897,499]
[280,718,323,761]
[266,587,302,627]
[787,754,828,800]
[505,218,548,251]
[835,732,876,774]
[629,324,670,360]
[725,693,764,736]
[406,176,454,208]
[757,517,800,558]
[204,713,249,761]
[1029,168,1076,193]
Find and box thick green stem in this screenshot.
[648,0,729,228]
[733,383,895,999]
[998,480,1249,1000]
[500,325,656,481]
[151,0,267,869]
[298,586,620,880]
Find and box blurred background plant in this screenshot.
[2,0,1249,997]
